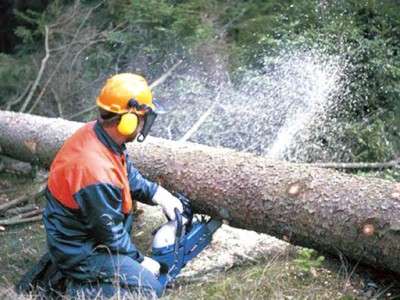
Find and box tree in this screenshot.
[0,110,400,273]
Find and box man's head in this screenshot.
[98,107,144,143]
[96,73,158,143]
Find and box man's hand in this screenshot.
[152,186,183,221]
[141,256,160,277]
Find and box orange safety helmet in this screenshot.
[97,73,162,141]
[97,73,155,114]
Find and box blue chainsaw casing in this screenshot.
[152,219,221,287]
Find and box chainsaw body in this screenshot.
[151,193,222,287]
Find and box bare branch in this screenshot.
[19,26,50,112]
[149,60,183,89]
[0,184,46,213]
[179,92,220,142]
[217,8,247,39]
[5,81,32,110]
[0,215,42,226]
[50,86,63,117]
[27,2,104,114]
[11,208,43,219]
[4,204,39,217]
[68,104,98,120]
[0,194,29,213]
[310,159,400,170]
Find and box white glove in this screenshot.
[141,256,160,277]
[152,186,183,221]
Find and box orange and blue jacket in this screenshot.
[43,121,158,272]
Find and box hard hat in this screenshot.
[97,73,155,114]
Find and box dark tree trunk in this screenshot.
[1,110,400,273]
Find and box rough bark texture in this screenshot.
[1,111,400,273]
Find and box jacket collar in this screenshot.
[94,120,126,155]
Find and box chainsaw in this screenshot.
[151,193,222,287]
[16,193,222,295]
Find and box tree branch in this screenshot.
[310,159,400,170]
[19,26,50,112]
[179,92,220,142]
[5,81,32,110]
[27,2,104,114]
[149,60,183,89]
[0,208,43,224]
[0,215,42,226]
[4,204,39,217]
[0,184,46,213]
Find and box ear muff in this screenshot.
[117,113,138,136]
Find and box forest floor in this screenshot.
[0,173,399,300]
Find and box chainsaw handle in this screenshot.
[175,209,183,239]
[173,208,182,263]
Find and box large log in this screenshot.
[1,110,400,273]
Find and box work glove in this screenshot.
[152,186,183,221]
[140,256,160,277]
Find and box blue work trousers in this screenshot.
[65,252,163,299]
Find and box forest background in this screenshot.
[0,1,400,299]
[0,0,399,170]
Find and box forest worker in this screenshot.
[43,73,182,298]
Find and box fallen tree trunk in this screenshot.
[1,111,400,273]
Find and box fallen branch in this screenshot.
[19,26,50,113]
[0,208,43,224]
[0,185,46,213]
[0,215,42,226]
[0,194,30,213]
[4,204,39,217]
[311,159,400,170]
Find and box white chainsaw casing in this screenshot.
[152,221,177,249]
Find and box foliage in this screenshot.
[0,0,399,162]
[224,0,400,161]
[0,54,33,107]
[294,248,325,273]
[356,168,400,182]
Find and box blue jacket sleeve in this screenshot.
[74,183,144,262]
[126,154,158,205]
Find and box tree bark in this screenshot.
[0,111,400,273]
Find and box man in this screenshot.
[43,73,182,298]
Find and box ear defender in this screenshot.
[117,113,138,136]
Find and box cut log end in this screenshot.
[362,224,375,237]
[24,140,38,154]
[287,182,303,197]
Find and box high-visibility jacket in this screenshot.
[43,121,158,272]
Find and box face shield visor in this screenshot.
[128,99,166,143]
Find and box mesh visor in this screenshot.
[137,110,157,142]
